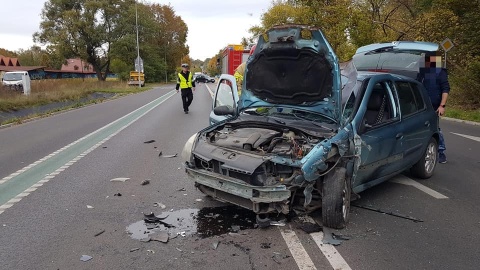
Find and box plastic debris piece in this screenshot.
[260,243,271,249]
[110,177,129,182]
[80,255,93,262]
[114,193,122,197]
[94,230,105,237]
[147,249,155,254]
[230,225,240,233]
[269,219,286,226]
[130,248,140,252]
[177,188,186,191]
[176,248,183,252]
[153,202,166,209]
[102,146,107,149]
[322,227,343,246]
[212,241,220,250]
[158,152,163,157]
[163,154,177,158]
[177,231,186,237]
[195,199,203,202]
[144,140,156,144]
[87,205,94,209]
[140,237,151,243]
[141,180,150,186]
[150,231,169,243]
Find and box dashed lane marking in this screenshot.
[279,227,317,270]
[310,232,352,270]
[451,132,480,143]
[390,175,449,199]
[0,90,176,215]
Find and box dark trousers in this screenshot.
[181,88,193,112]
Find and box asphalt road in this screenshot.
[0,82,479,270]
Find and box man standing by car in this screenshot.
[176,63,195,114]
[417,52,450,163]
[234,45,256,96]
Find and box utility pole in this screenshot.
[135,1,141,87]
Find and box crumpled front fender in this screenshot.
[300,128,350,182]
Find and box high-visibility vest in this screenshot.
[234,62,246,95]
[178,72,193,89]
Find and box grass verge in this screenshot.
[445,106,480,123]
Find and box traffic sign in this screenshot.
[441,38,454,52]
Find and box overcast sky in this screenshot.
[0,0,272,60]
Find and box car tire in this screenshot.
[256,214,270,228]
[322,167,350,229]
[411,137,438,179]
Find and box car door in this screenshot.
[209,74,238,125]
[353,77,404,190]
[392,80,432,168]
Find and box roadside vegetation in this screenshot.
[0,79,150,112]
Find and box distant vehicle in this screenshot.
[194,74,215,83]
[127,71,145,87]
[1,71,29,90]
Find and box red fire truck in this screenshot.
[220,44,250,75]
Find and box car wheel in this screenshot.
[322,167,350,229]
[411,137,438,179]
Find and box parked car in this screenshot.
[181,25,440,229]
[195,74,215,83]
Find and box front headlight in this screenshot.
[181,133,198,164]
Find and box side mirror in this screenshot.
[214,105,234,116]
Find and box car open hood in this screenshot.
[240,25,342,123]
[352,41,439,79]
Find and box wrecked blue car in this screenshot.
[182,25,440,228]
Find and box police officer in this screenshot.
[176,63,195,114]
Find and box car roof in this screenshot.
[355,41,439,54]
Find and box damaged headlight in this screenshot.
[181,133,198,164]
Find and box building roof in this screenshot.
[0,66,45,72]
[0,55,21,67]
[61,58,94,73]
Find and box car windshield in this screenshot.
[3,73,23,81]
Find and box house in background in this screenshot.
[0,55,46,80]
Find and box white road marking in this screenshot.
[0,91,175,185]
[0,91,176,216]
[205,84,214,98]
[310,232,352,270]
[451,132,480,143]
[280,228,317,270]
[390,175,448,199]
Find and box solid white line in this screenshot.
[279,228,317,270]
[451,132,480,143]
[390,175,448,199]
[0,90,175,186]
[310,232,352,270]
[205,84,214,98]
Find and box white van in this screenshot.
[2,71,29,89]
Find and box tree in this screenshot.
[34,0,136,81]
[16,45,64,69]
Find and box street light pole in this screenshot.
[135,1,141,88]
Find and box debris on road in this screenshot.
[143,212,174,228]
[80,255,93,262]
[94,230,105,237]
[272,252,290,264]
[260,242,271,249]
[230,225,240,233]
[153,202,166,209]
[130,248,140,252]
[144,140,156,144]
[162,153,177,158]
[140,237,151,243]
[110,177,129,182]
[195,199,203,202]
[86,205,94,209]
[322,226,349,246]
[352,203,424,223]
[141,180,150,186]
[177,188,186,191]
[150,231,169,243]
[102,146,107,149]
[177,231,186,237]
[114,193,122,197]
[212,241,220,250]
[147,249,155,254]
[269,220,286,226]
[176,247,183,252]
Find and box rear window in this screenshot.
[353,50,425,79]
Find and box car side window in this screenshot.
[215,79,235,109]
[364,81,397,127]
[342,92,355,121]
[410,83,426,111]
[395,81,424,117]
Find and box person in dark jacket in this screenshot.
[417,52,450,163]
[176,63,196,114]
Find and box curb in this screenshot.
[442,117,480,126]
